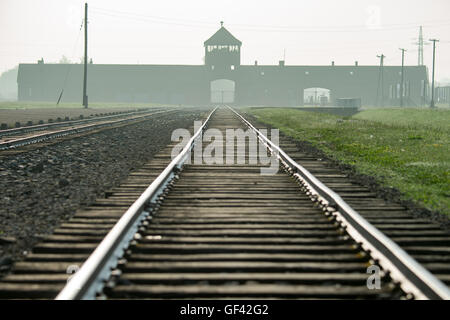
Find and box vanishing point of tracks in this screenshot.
[0,106,449,299]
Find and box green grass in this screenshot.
[248,107,450,215]
[354,107,450,129]
[0,101,170,110]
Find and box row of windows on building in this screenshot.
[209,65,362,75]
[389,82,411,99]
[206,45,240,52]
[435,86,450,102]
[210,65,236,70]
[420,80,428,97]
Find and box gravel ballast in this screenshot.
[0,107,154,128]
[0,109,204,270]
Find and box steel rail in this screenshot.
[0,109,176,151]
[228,106,450,300]
[56,107,218,300]
[0,108,163,138]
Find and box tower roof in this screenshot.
[204,25,242,46]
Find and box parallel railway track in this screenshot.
[0,106,449,300]
[0,108,176,151]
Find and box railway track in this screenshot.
[0,107,176,151]
[0,106,449,300]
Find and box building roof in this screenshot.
[204,26,242,46]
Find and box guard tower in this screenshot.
[204,22,242,72]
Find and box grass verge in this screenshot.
[248,107,450,215]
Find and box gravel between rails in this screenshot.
[0,109,204,271]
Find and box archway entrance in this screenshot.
[211,79,235,103]
[303,88,331,106]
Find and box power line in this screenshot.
[233,18,450,30]
[89,7,450,33]
[91,6,450,30]
[57,19,84,105]
[90,6,216,26]
[90,8,215,29]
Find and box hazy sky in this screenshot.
[1,0,450,81]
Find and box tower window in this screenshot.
[207,45,218,52]
[211,65,215,70]
[231,65,235,70]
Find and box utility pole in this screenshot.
[399,48,406,107]
[429,39,439,108]
[82,3,88,108]
[376,54,385,106]
[314,88,317,106]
